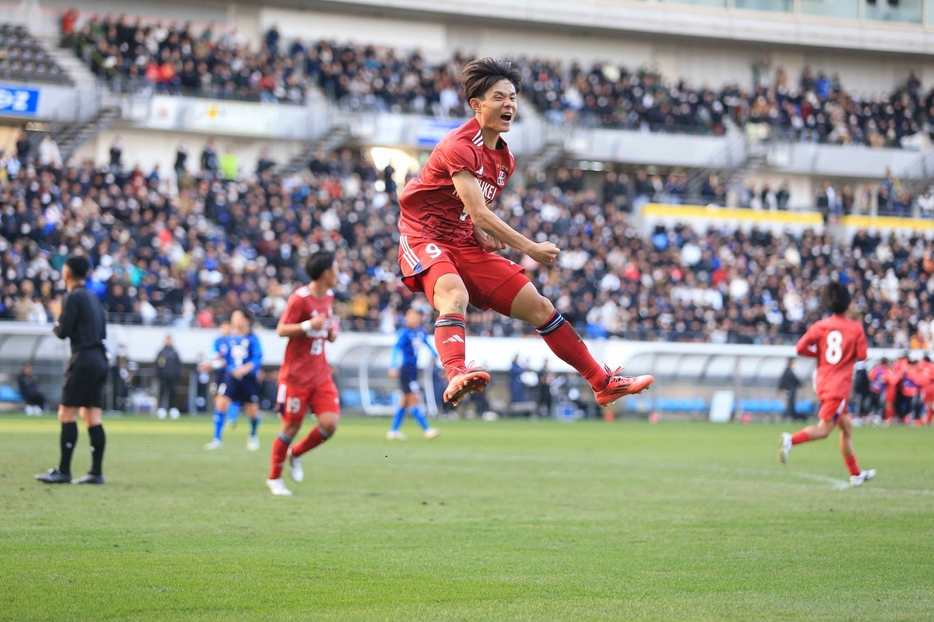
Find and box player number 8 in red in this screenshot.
[825,330,843,365]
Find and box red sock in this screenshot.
[884,402,894,420]
[435,314,466,381]
[291,426,330,458]
[844,455,861,477]
[269,433,291,480]
[791,431,810,445]
[537,311,607,391]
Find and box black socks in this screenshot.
[59,422,78,475]
[87,424,106,476]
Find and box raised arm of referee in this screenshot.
[36,256,110,485]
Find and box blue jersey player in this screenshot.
[200,321,241,430]
[387,308,440,440]
[204,309,263,450]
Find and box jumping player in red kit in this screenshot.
[266,250,341,496]
[397,58,653,407]
[779,283,876,486]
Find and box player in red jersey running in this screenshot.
[266,251,341,496]
[779,283,876,486]
[919,356,934,425]
[397,58,653,407]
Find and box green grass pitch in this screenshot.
[1,414,932,621]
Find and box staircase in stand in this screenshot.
[280,124,351,176]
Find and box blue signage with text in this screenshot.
[0,86,39,115]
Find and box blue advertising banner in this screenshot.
[0,86,40,116]
[415,117,463,148]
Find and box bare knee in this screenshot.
[58,406,77,423]
[525,295,555,327]
[432,275,469,315]
[318,413,340,436]
[81,408,102,428]
[282,422,301,439]
[511,287,555,326]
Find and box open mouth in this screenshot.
[500,112,513,122]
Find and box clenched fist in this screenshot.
[528,242,560,266]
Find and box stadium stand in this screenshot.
[65,14,934,152]
[73,17,306,104]
[521,59,932,149]
[0,143,932,351]
[0,23,72,85]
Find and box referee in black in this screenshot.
[36,256,110,485]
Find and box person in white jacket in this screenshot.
[38,134,62,169]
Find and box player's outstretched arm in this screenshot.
[452,171,559,266]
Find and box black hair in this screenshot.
[232,308,253,322]
[881,357,889,365]
[64,255,90,280]
[306,250,336,282]
[822,282,850,315]
[462,58,521,102]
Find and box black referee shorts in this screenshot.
[61,348,109,409]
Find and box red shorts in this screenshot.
[818,396,848,423]
[398,235,528,315]
[276,382,340,424]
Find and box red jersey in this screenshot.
[278,286,334,389]
[904,364,929,396]
[796,314,868,400]
[398,117,515,246]
[868,364,888,393]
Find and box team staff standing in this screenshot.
[36,256,110,485]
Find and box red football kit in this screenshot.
[918,360,934,402]
[397,117,526,314]
[903,364,928,398]
[796,314,868,422]
[276,286,340,423]
[868,364,887,394]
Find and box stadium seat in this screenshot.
[341,390,362,408]
[0,385,23,402]
[795,401,815,415]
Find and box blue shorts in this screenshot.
[399,364,420,395]
[218,374,260,405]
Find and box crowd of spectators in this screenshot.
[70,16,468,113]
[62,13,934,148]
[521,60,934,148]
[2,139,934,351]
[72,17,307,104]
[744,67,934,149]
[519,59,735,134]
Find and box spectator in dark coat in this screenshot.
[778,359,801,420]
[155,335,183,417]
[18,363,46,415]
